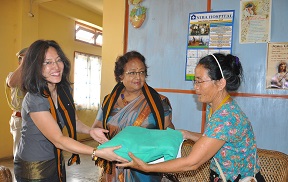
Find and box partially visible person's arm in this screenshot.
[164,114,174,129]
[90,107,109,143]
[180,129,202,142]
[162,96,174,129]
[91,119,103,128]
[91,106,104,128]
[7,62,23,88]
[30,111,127,162]
[76,115,109,143]
[117,136,225,173]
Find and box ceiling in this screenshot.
[35,0,103,15]
[68,0,103,15]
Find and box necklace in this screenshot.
[208,95,230,119]
[120,89,142,106]
[121,91,129,106]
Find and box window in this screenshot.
[74,52,102,110]
[75,22,103,46]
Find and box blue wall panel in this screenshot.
[128,0,206,90]
[127,0,288,154]
[212,0,288,154]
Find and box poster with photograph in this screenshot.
[266,42,288,89]
[240,0,271,44]
[185,10,234,81]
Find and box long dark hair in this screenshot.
[21,40,71,96]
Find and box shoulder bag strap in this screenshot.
[213,157,227,182]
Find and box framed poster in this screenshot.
[240,0,271,44]
[266,42,288,89]
[185,10,234,81]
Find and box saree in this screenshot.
[96,82,172,182]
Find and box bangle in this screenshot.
[91,148,98,161]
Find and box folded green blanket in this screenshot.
[98,126,183,163]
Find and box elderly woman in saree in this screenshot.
[91,50,175,182]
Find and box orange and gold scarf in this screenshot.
[46,85,80,182]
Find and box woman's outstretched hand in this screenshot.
[97,146,129,163]
[89,128,109,144]
[116,152,149,172]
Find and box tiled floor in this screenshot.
[0,140,103,182]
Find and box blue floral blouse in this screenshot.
[203,99,260,181]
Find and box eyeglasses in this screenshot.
[43,59,63,66]
[125,71,146,77]
[193,80,213,85]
